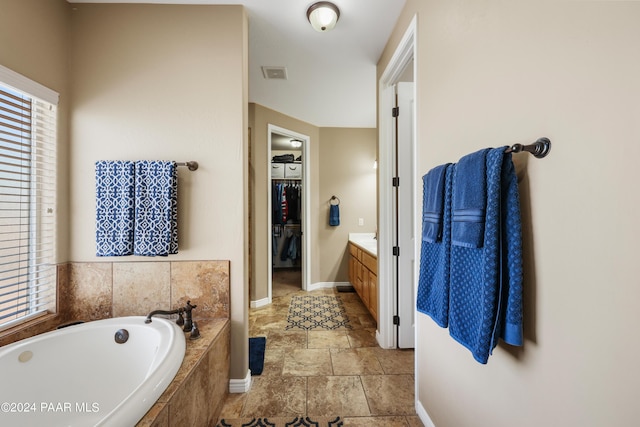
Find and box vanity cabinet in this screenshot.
[348,242,378,322]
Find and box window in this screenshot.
[0,65,58,332]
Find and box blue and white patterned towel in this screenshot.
[134,161,178,256]
[96,161,135,256]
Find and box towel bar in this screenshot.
[505,137,551,158]
[176,161,199,171]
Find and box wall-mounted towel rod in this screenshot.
[504,137,551,158]
[176,161,199,171]
[330,195,340,205]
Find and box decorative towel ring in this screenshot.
[330,195,340,205]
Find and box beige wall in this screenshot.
[0,0,70,262]
[379,1,640,426]
[319,128,377,282]
[69,4,249,379]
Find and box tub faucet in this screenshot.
[144,307,184,324]
[182,300,197,332]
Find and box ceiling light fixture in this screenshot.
[306,2,340,32]
[290,139,303,148]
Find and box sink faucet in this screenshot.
[144,307,184,324]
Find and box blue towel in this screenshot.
[95,161,135,256]
[498,151,524,346]
[451,148,490,248]
[329,204,340,226]
[417,164,454,327]
[422,163,451,243]
[448,147,523,363]
[134,161,178,256]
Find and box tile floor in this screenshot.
[217,269,424,427]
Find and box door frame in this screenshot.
[267,124,311,302]
[377,15,417,349]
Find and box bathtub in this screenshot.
[0,316,186,427]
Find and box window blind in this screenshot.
[0,70,57,332]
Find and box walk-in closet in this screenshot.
[270,131,304,292]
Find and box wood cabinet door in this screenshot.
[368,271,378,322]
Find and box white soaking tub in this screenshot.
[0,316,186,427]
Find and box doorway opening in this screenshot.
[378,16,417,349]
[267,124,311,302]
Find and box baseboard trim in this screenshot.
[416,399,436,427]
[229,370,252,393]
[308,281,349,292]
[250,297,271,308]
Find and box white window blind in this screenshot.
[0,66,57,332]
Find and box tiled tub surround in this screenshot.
[66,260,232,425]
[64,260,230,321]
[0,260,231,426]
[137,318,230,426]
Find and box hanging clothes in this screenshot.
[286,184,300,222]
[281,184,288,223]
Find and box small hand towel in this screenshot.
[451,148,490,248]
[417,164,454,327]
[422,163,451,243]
[134,160,178,256]
[448,147,523,363]
[95,160,135,256]
[329,204,340,226]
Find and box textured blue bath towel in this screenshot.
[448,148,523,363]
[452,148,490,248]
[422,164,451,243]
[329,204,340,226]
[95,161,135,256]
[417,164,454,327]
[134,161,178,256]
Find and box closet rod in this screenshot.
[176,161,199,171]
[504,137,551,158]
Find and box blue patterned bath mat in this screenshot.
[285,295,351,330]
[216,416,343,426]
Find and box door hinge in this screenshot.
[393,246,400,256]
[393,315,400,325]
[392,107,399,117]
[392,177,400,187]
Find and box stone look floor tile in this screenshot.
[307,376,371,417]
[406,415,426,426]
[374,348,415,375]
[261,348,285,377]
[343,416,412,426]
[283,348,333,376]
[265,330,307,349]
[218,278,421,425]
[330,347,384,375]
[346,328,379,348]
[308,330,351,349]
[360,375,416,415]
[241,376,307,417]
[217,392,247,419]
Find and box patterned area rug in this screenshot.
[217,417,343,427]
[285,295,351,330]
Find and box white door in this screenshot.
[395,82,416,349]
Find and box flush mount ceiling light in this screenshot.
[290,139,303,148]
[306,2,340,32]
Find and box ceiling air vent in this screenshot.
[261,66,288,80]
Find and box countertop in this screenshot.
[348,233,377,257]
